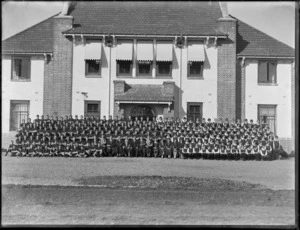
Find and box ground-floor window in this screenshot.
[10,100,30,131]
[258,104,276,134]
[84,101,101,119]
[187,102,203,122]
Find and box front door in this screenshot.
[130,105,155,121]
[84,101,101,119]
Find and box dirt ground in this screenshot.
[1,154,296,226]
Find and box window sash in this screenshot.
[156,61,172,76]
[87,104,99,113]
[187,103,202,122]
[85,60,101,75]
[117,60,132,76]
[258,105,276,134]
[10,101,30,131]
[138,62,152,76]
[12,57,31,80]
[188,61,203,77]
[258,61,277,83]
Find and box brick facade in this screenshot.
[47,15,73,117]
[217,17,237,121]
[43,57,54,115]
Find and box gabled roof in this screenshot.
[2,14,57,54]
[235,16,294,57]
[65,1,226,36]
[115,84,174,102]
[1,4,295,58]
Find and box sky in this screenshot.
[1,1,296,48]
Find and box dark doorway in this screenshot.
[130,105,155,120]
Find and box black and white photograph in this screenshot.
[1,1,297,227]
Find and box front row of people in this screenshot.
[5,136,286,161]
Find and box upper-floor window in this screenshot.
[156,41,173,77]
[137,40,153,77]
[11,57,31,81]
[258,61,277,84]
[187,42,205,78]
[85,39,102,77]
[116,40,133,76]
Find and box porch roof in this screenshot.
[114,84,174,102]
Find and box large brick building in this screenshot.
[2,2,295,152]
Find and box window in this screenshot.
[138,61,152,76]
[85,60,101,75]
[137,40,153,77]
[10,100,30,131]
[188,61,203,77]
[156,41,173,77]
[85,39,102,77]
[157,61,172,76]
[84,101,101,118]
[187,42,205,78]
[258,61,277,84]
[11,57,31,80]
[117,60,132,76]
[187,102,203,122]
[258,105,276,134]
[116,40,133,77]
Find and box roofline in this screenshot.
[231,14,295,50]
[115,100,173,104]
[2,13,59,42]
[63,33,228,39]
[2,51,53,55]
[237,55,295,59]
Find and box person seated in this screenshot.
[64,144,72,157]
[260,145,270,161]
[231,143,240,160]
[139,136,146,158]
[193,143,200,159]
[187,143,193,159]
[272,135,280,160]
[123,136,133,157]
[219,145,227,160]
[165,137,173,158]
[213,144,220,160]
[206,146,214,160]
[266,142,273,160]
[146,135,153,157]
[240,144,247,161]
[200,144,207,160]
[159,138,166,158]
[252,144,260,161]
[181,143,189,159]
[225,145,232,160]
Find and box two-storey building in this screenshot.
[2,2,295,152]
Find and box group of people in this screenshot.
[5,114,289,160]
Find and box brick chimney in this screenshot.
[163,81,175,97]
[44,2,73,117]
[114,80,125,94]
[217,2,237,121]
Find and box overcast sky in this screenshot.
[1,1,296,48]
